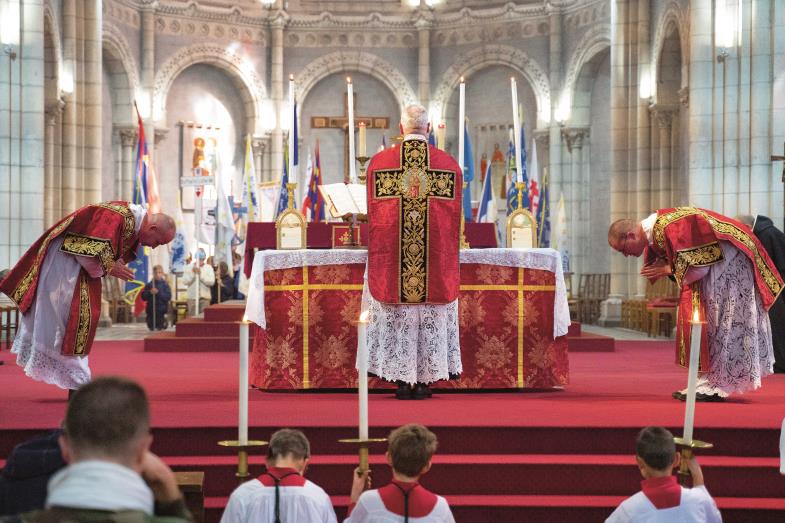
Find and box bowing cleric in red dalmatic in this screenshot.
[367,138,463,304]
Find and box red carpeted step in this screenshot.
[143,331,241,352]
[164,453,784,499]
[567,332,615,352]
[173,319,253,338]
[203,494,785,523]
[203,303,246,322]
[567,322,581,336]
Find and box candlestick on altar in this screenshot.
[347,77,357,183]
[217,316,266,482]
[289,74,295,185]
[673,306,713,485]
[356,155,370,185]
[458,77,465,174]
[511,77,523,184]
[436,123,446,150]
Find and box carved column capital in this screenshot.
[45,98,66,125]
[649,104,678,128]
[269,10,290,29]
[678,86,689,108]
[252,136,268,153]
[533,128,550,149]
[154,128,169,145]
[117,127,138,147]
[561,127,589,153]
[138,0,159,12]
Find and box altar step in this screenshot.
[567,322,615,352]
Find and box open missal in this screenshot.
[318,183,367,218]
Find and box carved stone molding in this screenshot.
[286,29,416,49]
[103,23,142,98]
[297,51,417,111]
[562,23,611,116]
[651,1,689,103]
[45,98,66,125]
[561,127,589,153]
[431,44,551,128]
[155,14,266,44]
[678,86,689,108]
[117,127,139,147]
[649,104,678,128]
[533,128,550,148]
[154,128,169,145]
[104,0,141,29]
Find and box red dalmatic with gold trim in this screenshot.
[644,207,783,369]
[0,202,140,356]
[367,138,462,304]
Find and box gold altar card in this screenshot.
[276,183,306,250]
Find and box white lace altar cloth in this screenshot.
[245,247,569,339]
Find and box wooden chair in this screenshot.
[170,273,189,324]
[575,273,610,324]
[175,471,205,523]
[645,278,679,338]
[564,272,579,321]
[0,303,19,350]
[104,276,132,324]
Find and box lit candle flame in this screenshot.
[692,309,700,323]
[460,76,465,83]
[289,73,294,81]
[359,310,370,322]
[347,76,352,84]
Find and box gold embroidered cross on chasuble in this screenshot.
[367,139,463,304]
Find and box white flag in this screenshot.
[553,193,569,271]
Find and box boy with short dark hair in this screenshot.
[221,429,336,523]
[345,423,454,522]
[606,426,721,522]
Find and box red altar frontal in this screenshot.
[246,249,570,391]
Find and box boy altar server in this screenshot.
[220,429,336,523]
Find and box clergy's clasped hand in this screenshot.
[109,263,135,281]
[639,259,672,282]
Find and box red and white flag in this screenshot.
[528,136,539,218]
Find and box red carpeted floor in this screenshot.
[2,340,784,522]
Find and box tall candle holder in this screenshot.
[217,440,268,482]
[338,438,388,474]
[460,182,470,249]
[672,437,713,486]
[356,156,370,185]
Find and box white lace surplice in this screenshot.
[699,241,774,395]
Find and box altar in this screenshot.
[244,248,570,390]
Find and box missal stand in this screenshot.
[276,183,306,249]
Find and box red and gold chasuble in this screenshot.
[644,207,783,368]
[367,138,462,304]
[0,201,140,356]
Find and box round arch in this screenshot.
[651,1,689,103]
[297,51,417,113]
[43,3,62,98]
[561,24,611,123]
[103,23,140,126]
[153,44,265,133]
[431,44,551,128]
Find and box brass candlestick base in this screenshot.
[338,437,387,473]
[218,439,268,481]
[460,182,470,249]
[356,156,370,185]
[673,437,713,486]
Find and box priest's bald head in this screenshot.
[399,104,430,136]
[608,219,648,257]
[139,213,176,249]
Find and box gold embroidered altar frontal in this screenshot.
[250,262,569,390]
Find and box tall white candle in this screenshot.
[357,310,370,441]
[511,77,523,184]
[239,317,250,445]
[358,121,367,157]
[288,74,295,184]
[347,77,356,183]
[458,77,465,173]
[436,123,445,150]
[683,308,702,443]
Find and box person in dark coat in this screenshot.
[0,430,66,516]
[141,265,171,331]
[737,215,785,372]
[211,261,235,305]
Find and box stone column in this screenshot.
[141,2,156,92]
[253,136,266,182]
[562,128,588,275]
[547,6,563,219]
[269,12,288,183]
[119,128,137,201]
[652,106,675,210]
[415,13,432,108]
[83,0,101,204]
[44,100,64,227]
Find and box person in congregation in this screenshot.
[181,248,215,315]
[606,426,721,522]
[141,264,172,331]
[0,201,175,394]
[608,207,783,401]
[365,104,463,400]
[211,261,235,305]
[736,214,785,373]
[220,428,336,523]
[11,377,192,522]
[345,423,455,523]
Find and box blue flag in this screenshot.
[125,107,150,316]
[276,144,290,218]
[506,126,530,214]
[462,122,474,222]
[428,128,436,147]
[477,162,496,223]
[537,169,551,247]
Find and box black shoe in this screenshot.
[412,383,431,400]
[395,382,412,400]
[448,373,461,381]
[696,392,725,402]
[672,391,685,401]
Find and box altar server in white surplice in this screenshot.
[220,429,337,523]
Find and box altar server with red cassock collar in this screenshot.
[220,429,336,523]
[609,207,783,401]
[0,202,175,392]
[365,105,463,400]
[606,426,721,523]
[345,423,455,523]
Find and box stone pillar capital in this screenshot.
[648,104,677,128]
[414,12,434,30]
[533,128,550,149]
[117,127,138,147]
[154,128,169,145]
[252,136,268,153]
[45,98,66,124]
[269,10,290,29]
[678,86,689,107]
[138,0,159,12]
[561,127,589,153]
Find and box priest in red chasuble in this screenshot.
[365,104,463,400]
[609,207,783,401]
[0,202,175,392]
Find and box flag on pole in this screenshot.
[170,193,189,274]
[462,121,475,222]
[476,161,497,223]
[276,143,290,218]
[241,135,260,223]
[428,127,436,147]
[537,168,552,248]
[215,166,236,272]
[302,140,325,222]
[553,193,568,269]
[506,127,530,214]
[528,136,540,217]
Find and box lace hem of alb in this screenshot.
[12,338,90,390]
